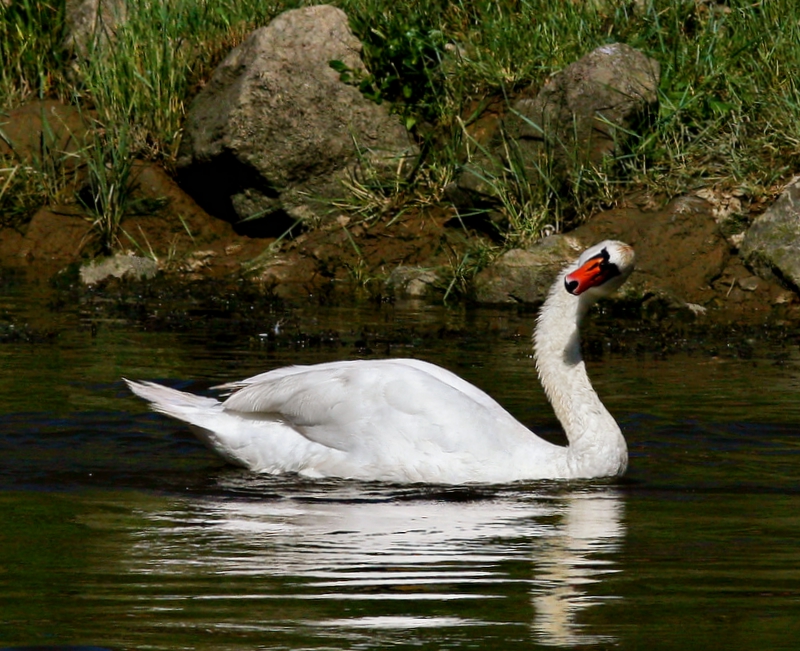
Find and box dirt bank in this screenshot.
[0,100,796,325]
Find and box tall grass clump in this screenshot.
[76,124,137,254]
[0,0,67,105]
[616,0,800,196]
[72,0,300,161]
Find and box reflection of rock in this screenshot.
[177,5,417,236]
[126,482,624,645]
[740,176,800,292]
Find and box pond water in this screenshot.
[1,274,799,650]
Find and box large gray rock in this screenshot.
[740,177,800,292]
[512,43,659,171]
[177,5,416,236]
[451,43,660,218]
[516,43,661,167]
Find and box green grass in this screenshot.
[2,0,800,253]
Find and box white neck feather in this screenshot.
[533,272,627,477]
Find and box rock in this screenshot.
[177,5,417,236]
[121,161,236,242]
[513,43,659,171]
[386,266,440,299]
[473,194,730,307]
[737,276,760,292]
[451,43,660,217]
[572,195,728,305]
[474,235,582,304]
[80,253,158,285]
[740,177,800,293]
[256,253,319,299]
[62,0,127,59]
[0,228,25,262]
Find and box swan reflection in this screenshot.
[129,480,625,646]
[532,492,624,646]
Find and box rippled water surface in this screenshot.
[1,275,799,650]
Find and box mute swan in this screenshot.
[126,240,635,483]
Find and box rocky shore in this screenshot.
[2,4,800,327]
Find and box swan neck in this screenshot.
[533,276,627,476]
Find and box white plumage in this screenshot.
[127,240,635,483]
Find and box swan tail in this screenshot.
[125,379,246,465]
[125,379,326,473]
[124,379,221,419]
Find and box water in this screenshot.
[1,274,799,650]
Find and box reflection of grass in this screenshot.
[2,0,800,255]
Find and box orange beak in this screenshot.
[565,251,620,295]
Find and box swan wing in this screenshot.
[218,359,509,413]
[219,359,530,458]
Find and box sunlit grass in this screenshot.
[1,0,800,251]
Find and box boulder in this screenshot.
[451,43,660,218]
[474,235,582,304]
[474,195,730,307]
[574,195,729,305]
[386,266,441,299]
[177,5,416,236]
[18,208,92,262]
[740,176,800,292]
[512,43,659,171]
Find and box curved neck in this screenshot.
[533,275,627,477]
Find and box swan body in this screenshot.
[127,240,635,483]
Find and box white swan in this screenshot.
[126,240,635,484]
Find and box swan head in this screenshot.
[564,240,635,300]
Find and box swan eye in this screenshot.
[565,248,621,295]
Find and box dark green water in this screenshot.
[1,275,799,650]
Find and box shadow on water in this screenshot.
[1,277,800,649]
